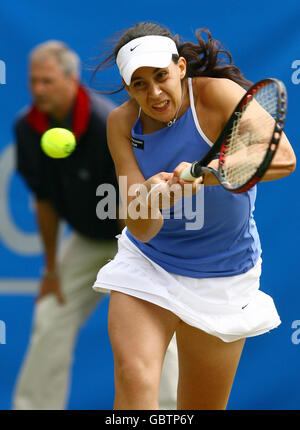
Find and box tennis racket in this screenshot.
[180,78,287,193]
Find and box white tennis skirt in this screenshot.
[93,229,281,343]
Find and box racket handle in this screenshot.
[180,166,196,181]
[180,162,204,181]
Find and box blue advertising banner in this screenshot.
[0,0,299,410]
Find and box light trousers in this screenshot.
[13,232,178,410]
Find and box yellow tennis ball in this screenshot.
[41,128,76,158]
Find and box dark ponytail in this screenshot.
[174,29,251,89]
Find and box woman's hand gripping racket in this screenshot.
[180,78,287,193]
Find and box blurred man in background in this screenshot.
[13,41,178,410]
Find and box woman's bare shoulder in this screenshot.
[192,77,246,109]
[191,77,247,130]
[108,98,139,135]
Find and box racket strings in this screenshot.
[223,83,278,187]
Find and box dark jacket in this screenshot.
[15,86,120,239]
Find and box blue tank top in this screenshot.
[126,78,261,278]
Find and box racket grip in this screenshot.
[180,161,204,181]
[180,166,196,181]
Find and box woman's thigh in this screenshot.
[108,291,180,366]
[176,321,245,410]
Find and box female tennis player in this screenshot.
[93,22,296,409]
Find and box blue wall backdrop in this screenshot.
[0,0,299,410]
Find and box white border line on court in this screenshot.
[0,280,38,294]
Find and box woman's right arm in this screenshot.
[107,104,164,242]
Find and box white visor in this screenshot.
[116,35,179,85]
